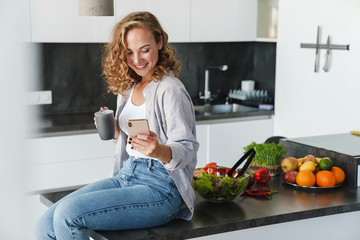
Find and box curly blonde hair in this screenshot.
[102,11,181,96]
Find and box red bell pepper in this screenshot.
[254,168,271,184]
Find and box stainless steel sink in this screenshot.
[194,103,257,115]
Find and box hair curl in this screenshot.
[102,11,181,96]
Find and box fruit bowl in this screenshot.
[283,181,342,191]
[192,168,249,203]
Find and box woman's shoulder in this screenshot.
[158,71,185,90]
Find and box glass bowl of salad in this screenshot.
[192,167,249,203]
[193,149,255,203]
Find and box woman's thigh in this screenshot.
[54,183,181,231]
[36,177,120,239]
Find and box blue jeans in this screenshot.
[36,156,182,240]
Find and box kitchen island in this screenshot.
[40,175,360,240]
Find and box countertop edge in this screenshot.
[91,202,360,240]
[180,204,360,240]
[39,185,360,240]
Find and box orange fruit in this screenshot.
[316,170,336,187]
[296,170,316,187]
[331,166,345,185]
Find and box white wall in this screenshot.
[0,1,39,239]
[274,0,360,138]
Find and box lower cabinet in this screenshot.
[26,133,115,193]
[196,116,274,168]
[26,133,115,238]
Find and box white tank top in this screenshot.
[118,86,149,158]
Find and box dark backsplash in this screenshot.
[38,42,276,115]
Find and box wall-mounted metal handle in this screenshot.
[300,43,349,50]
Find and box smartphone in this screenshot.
[127,119,150,136]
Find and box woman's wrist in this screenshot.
[157,144,172,164]
[114,118,119,139]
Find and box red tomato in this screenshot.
[205,162,218,168]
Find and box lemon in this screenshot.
[319,157,333,171]
[299,161,317,172]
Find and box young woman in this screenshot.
[36,11,199,240]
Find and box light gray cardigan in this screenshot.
[113,71,199,220]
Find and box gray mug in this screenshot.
[94,110,115,140]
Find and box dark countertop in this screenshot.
[32,109,273,137]
[40,176,360,240]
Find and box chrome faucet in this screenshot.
[200,65,228,105]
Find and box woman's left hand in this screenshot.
[130,131,172,163]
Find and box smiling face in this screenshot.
[126,27,163,82]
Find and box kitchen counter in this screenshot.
[32,109,273,137]
[40,176,360,240]
[285,133,360,158]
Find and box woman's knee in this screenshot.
[36,207,56,240]
[53,197,81,228]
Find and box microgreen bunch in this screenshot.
[244,142,286,166]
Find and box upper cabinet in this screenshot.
[190,0,257,42]
[256,0,279,42]
[114,0,191,43]
[28,0,277,43]
[30,0,115,42]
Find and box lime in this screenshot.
[319,157,333,170]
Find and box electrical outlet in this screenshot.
[26,90,52,105]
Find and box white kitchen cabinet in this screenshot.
[26,133,115,238]
[115,0,191,43]
[196,116,273,168]
[26,133,115,192]
[256,0,279,41]
[190,0,257,42]
[28,0,264,43]
[30,0,115,42]
[196,124,209,168]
